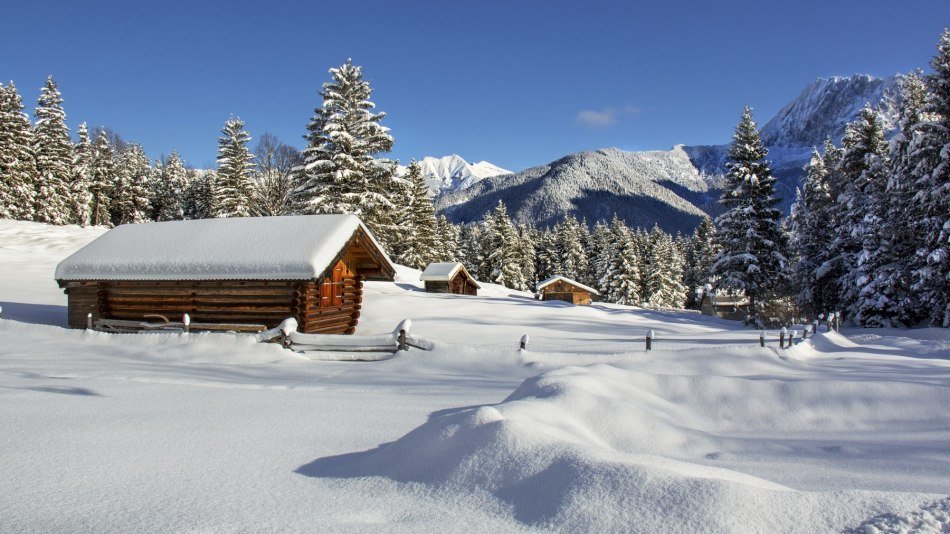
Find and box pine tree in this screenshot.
[458,224,485,279]
[152,152,187,221]
[517,224,538,288]
[603,215,641,305]
[484,201,527,290]
[711,107,789,324]
[556,215,587,280]
[589,221,613,296]
[434,215,460,262]
[397,161,440,269]
[0,82,37,220]
[32,76,72,224]
[111,143,151,225]
[907,30,950,327]
[215,117,255,218]
[67,122,93,225]
[88,130,114,227]
[683,216,718,308]
[290,60,396,233]
[535,227,560,282]
[834,107,890,324]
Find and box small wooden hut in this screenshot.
[536,276,599,305]
[700,294,749,321]
[419,262,480,295]
[55,215,395,334]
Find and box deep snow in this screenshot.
[1,220,948,532]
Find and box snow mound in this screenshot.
[301,362,946,531]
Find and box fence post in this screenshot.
[759,331,765,347]
[87,312,93,330]
[646,330,654,351]
[520,335,529,350]
[0,305,3,319]
[813,320,819,335]
[183,313,190,334]
[398,329,408,351]
[834,312,840,333]
[780,327,787,349]
[802,327,808,341]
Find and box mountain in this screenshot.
[436,74,901,232]
[759,75,900,148]
[403,155,511,195]
[436,146,714,235]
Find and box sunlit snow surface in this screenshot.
[1,220,947,532]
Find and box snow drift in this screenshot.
[302,344,949,532]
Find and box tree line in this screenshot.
[1,30,947,328]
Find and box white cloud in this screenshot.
[574,105,641,127]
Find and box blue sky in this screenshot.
[3,0,948,171]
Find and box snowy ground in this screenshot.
[1,220,948,532]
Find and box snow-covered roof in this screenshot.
[55,214,394,281]
[536,276,600,296]
[419,262,480,287]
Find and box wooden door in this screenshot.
[320,260,346,308]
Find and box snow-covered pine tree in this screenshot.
[32,76,73,224]
[397,161,439,269]
[153,152,187,221]
[458,223,485,279]
[906,30,950,327]
[0,82,37,220]
[111,143,151,225]
[290,60,396,236]
[484,201,527,290]
[215,117,255,218]
[556,215,587,280]
[683,216,718,308]
[833,106,890,324]
[588,221,613,296]
[791,145,836,318]
[192,170,219,220]
[535,227,560,282]
[67,122,93,225]
[517,223,538,288]
[434,215,460,262]
[711,107,789,323]
[88,130,114,227]
[603,215,641,305]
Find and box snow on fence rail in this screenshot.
[257,318,434,361]
[518,323,826,354]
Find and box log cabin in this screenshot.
[700,293,749,321]
[419,262,480,295]
[54,214,395,334]
[536,275,599,306]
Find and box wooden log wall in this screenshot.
[303,275,363,334]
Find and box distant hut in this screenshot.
[536,276,599,305]
[55,215,395,334]
[699,293,749,321]
[419,262,480,295]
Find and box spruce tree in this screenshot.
[290,60,396,233]
[589,221,613,296]
[0,82,37,220]
[603,215,641,305]
[153,152,187,221]
[484,201,526,290]
[535,227,560,282]
[556,215,587,280]
[907,30,950,327]
[834,107,890,323]
[68,123,93,225]
[683,217,718,308]
[396,161,440,269]
[790,145,838,318]
[111,143,151,225]
[215,117,255,218]
[32,76,73,224]
[88,130,114,227]
[517,224,538,288]
[434,215,460,262]
[711,107,788,324]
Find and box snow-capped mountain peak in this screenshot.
[400,155,511,195]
